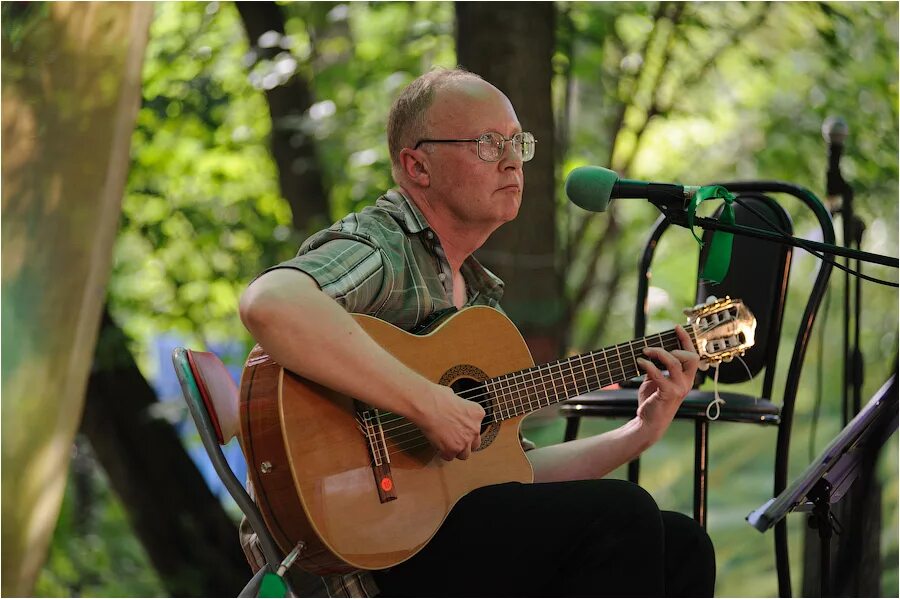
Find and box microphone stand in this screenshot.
[647,178,896,598]
[822,118,882,599]
[651,181,898,269]
[834,163,866,423]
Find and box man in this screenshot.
[240,68,715,597]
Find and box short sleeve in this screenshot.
[263,237,391,315]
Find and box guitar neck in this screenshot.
[484,326,696,422]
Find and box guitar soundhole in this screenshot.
[449,377,493,433]
[440,364,500,450]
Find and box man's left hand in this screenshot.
[635,325,701,442]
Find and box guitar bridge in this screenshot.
[357,405,397,503]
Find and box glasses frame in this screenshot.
[412,131,536,162]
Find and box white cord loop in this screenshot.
[706,363,724,420]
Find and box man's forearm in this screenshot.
[239,269,433,422]
[526,418,656,483]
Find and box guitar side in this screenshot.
[240,306,536,574]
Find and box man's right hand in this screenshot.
[415,384,485,461]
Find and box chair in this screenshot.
[559,183,834,597]
[172,347,323,597]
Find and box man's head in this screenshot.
[388,68,527,229]
[387,69,482,181]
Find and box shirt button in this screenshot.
[426,231,434,239]
[438,273,446,281]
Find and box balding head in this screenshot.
[387,68,491,184]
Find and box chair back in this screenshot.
[633,189,832,406]
[184,349,241,445]
[171,347,285,571]
[697,194,793,392]
[624,184,834,596]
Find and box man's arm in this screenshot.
[239,268,485,461]
[528,326,700,483]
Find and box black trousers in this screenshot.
[372,479,716,597]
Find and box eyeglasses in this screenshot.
[413,131,536,162]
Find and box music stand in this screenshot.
[746,373,898,596]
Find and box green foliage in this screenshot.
[279,1,456,217]
[34,441,166,597]
[111,1,297,372]
[110,1,459,374]
[561,1,898,352]
[0,2,50,51]
[38,1,897,596]
[554,3,898,595]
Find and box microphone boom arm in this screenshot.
[654,181,898,269]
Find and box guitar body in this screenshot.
[239,306,535,575]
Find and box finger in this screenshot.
[471,433,482,452]
[637,357,665,383]
[671,350,701,379]
[671,349,700,365]
[643,346,680,372]
[457,446,471,461]
[440,449,455,461]
[675,325,696,353]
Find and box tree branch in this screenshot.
[566,214,621,323]
[580,245,628,350]
[617,2,684,175]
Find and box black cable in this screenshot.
[732,197,898,288]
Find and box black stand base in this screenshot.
[806,478,841,598]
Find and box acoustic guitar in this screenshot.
[239,296,756,575]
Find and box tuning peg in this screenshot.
[723,355,733,363]
[698,361,710,372]
[706,295,718,305]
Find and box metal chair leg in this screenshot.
[693,419,709,528]
[627,458,641,484]
[564,416,581,441]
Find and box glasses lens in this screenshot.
[477,132,504,161]
[516,132,535,162]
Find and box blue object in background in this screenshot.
[152,334,248,506]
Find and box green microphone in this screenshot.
[565,165,699,212]
[565,165,735,283]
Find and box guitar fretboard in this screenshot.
[482,327,696,422]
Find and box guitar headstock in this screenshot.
[685,296,757,369]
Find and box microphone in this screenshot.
[564,165,700,213]
[822,116,848,212]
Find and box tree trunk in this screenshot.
[79,309,249,597]
[455,1,562,365]
[1,4,152,594]
[235,1,331,236]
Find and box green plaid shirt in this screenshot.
[243,189,528,597]
[266,188,505,326]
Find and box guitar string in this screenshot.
[370,330,687,445]
[372,331,678,434]
[356,314,739,462]
[371,337,691,457]
[373,329,686,434]
[363,330,691,453]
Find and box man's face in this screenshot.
[421,79,525,227]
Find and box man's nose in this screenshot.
[500,142,524,167]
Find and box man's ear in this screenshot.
[398,148,430,187]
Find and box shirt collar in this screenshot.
[378,188,431,234]
[378,188,505,303]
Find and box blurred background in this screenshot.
[3,2,897,597]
